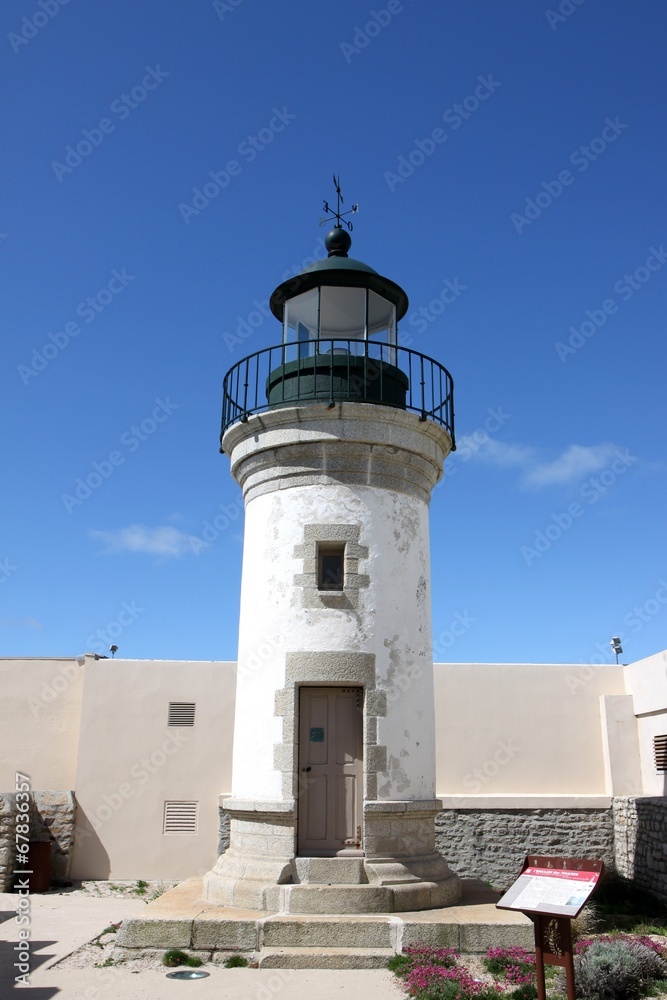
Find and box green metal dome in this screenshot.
[269,227,409,322]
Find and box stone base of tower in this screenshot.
[203,797,461,913]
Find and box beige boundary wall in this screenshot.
[1,652,666,883]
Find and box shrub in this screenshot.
[162,949,203,968]
[569,938,667,1000]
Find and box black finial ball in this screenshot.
[325,226,352,257]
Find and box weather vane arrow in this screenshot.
[319,174,358,231]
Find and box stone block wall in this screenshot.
[0,795,15,891]
[435,807,615,889]
[217,805,230,857]
[0,791,76,890]
[613,797,667,899]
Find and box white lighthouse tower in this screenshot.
[205,192,460,914]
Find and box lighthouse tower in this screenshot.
[205,197,461,914]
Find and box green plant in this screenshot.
[566,938,667,1000]
[94,957,115,968]
[100,922,121,935]
[387,954,413,976]
[133,879,149,895]
[483,947,535,985]
[162,949,203,968]
[594,872,667,920]
[224,955,248,968]
[509,986,537,1000]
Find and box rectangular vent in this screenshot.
[654,735,667,772]
[168,702,196,726]
[163,801,198,835]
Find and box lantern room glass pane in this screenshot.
[284,288,319,359]
[367,291,396,345]
[319,286,366,346]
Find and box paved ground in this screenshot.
[0,888,403,1000]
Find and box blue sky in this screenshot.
[2,1,665,665]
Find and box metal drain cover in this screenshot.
[165,970,210,980]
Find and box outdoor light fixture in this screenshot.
[109,644,118,657]
[610,636,623,664]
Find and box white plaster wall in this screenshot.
[232,483,437,801]
[71,659,235,879]
[623,652,667,796]
[434,663,626,796]
[624,650,667,716]
[599,694,643,796]
[0,656,86,790]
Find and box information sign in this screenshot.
[497,857,602,918]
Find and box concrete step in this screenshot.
[281,883,392,914]
[257,946,395,969]
[262,913,396,948]
[295,857,366,884]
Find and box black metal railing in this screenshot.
[220,339,455,447]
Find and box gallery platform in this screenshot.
[116,877,533,969]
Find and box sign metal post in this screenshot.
[496,855,604,1000]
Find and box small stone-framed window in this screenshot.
[317,543,345,591]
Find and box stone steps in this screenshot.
[261,913,398,948]
[258,946,395,969]
[116,877,535,968]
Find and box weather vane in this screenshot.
[319,174,358,231]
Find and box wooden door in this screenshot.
[297,686,363,856]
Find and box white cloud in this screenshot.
[2,616,43,630]
[90,524,193,558]
[459,436,632,490]
[520,443,622,489]
[461,438,536,469]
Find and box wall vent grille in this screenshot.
[654,735,667,772]
[168,702,196,726]
[163,801,198,835]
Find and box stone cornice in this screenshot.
[221,402,452,503]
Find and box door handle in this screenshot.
[301,766,311,772]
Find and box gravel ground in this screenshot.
[48,880,179,970]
